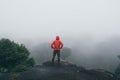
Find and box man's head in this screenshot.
[56,36,60,40]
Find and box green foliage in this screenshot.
[115,55,120,80]
[0,38,35,72]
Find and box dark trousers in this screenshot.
[52,50,60,64]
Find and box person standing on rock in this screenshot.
[51,36,64,64]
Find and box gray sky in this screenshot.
[1,0,120,70]
[0,0,120,44]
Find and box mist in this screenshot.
[0,0,120,72]
[24,36,119,72]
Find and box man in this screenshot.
[51,36,63,64]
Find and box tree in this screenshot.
[0,38,35,72]
[115,55,120,80]
[61,47,72,60]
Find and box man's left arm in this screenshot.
[51,41,54,49]
[60,41,63,49]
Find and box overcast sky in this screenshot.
[1,0,120,70]
[0,0,120,45]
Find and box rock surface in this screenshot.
[0,61,116,80]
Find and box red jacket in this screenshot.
[51,36,63,50]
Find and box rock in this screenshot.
[15,61,115,80]
[0,73,13,80]
[0,61,116,80]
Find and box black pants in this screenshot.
[52,50,60,64]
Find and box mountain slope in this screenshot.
[16,61,115,80]
[0,61,115,80]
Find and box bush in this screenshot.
[61,47,72,59]
[0,38,35,72]
[115,55,120,80]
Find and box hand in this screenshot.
[60,47,62,49]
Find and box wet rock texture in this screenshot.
[0,61,116,80]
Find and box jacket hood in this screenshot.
[56,36,60,40]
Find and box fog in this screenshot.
[0,0,120,72]
[27,36,120,72]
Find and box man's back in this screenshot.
[51,36,63,50]
[51,36,64,64]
